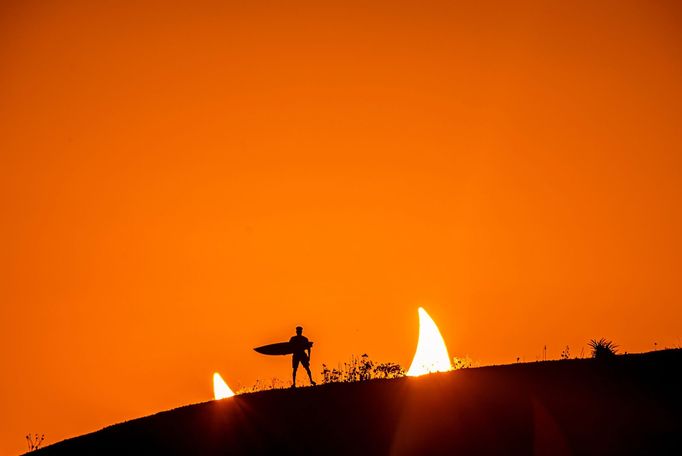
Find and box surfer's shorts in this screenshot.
[292,353,310,369]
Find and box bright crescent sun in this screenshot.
[406,307,452,376]
[213,372,235,400]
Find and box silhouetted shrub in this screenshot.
[589,338,618,359]
[452,356,473,369]
[561,346,571,360]
[320,364,343,383]
[373,361,405,378]
[321,354,404,384]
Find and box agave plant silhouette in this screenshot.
[589,338,618,359]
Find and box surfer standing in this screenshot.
[290,326,316,387]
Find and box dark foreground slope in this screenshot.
[37,350,681,455]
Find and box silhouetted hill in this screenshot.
[35,350,681,455]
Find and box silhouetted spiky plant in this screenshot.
[589,338,618,359]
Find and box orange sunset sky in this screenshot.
[2,0,682,453]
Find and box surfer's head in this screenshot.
[295,326,303,335]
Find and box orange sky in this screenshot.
[2,0,682,453]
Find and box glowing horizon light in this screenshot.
[406,307,452,376]
[213,372,235,400]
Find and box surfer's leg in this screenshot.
[305,366,316,385]
[292,356,299,387]
[302,358,316,385]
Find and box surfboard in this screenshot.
[254,341,313,356]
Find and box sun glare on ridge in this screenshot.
[406,307,452,376]
[213,372,235,400]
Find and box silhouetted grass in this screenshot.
[235,377,288,394]
[321,354,404,384]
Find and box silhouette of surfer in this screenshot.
[290,326,316,387]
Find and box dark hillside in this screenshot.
[35,350,681,455]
